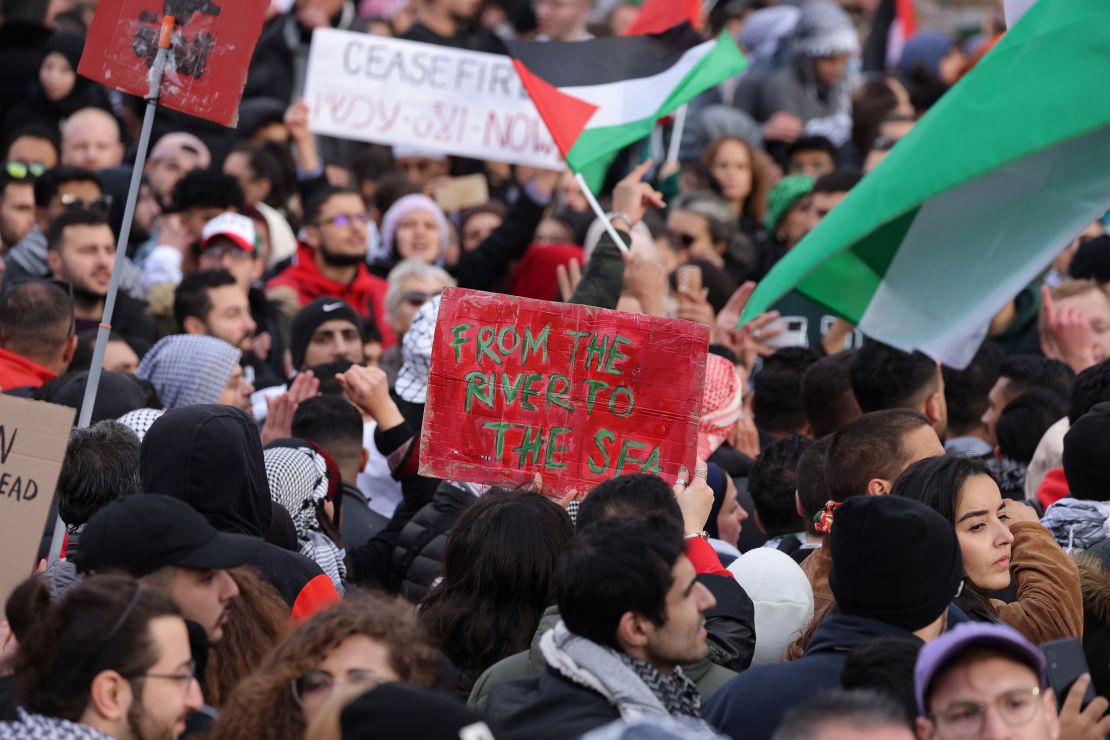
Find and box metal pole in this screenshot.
[573,172,630,253]
[47,16,177,565]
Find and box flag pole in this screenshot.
[666,104,688,165]
[574,172,630,253]
[47,15,177,565]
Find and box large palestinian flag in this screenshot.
[506,24,746,190]
[742,0,1110,368]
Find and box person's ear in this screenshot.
[46,249,62,277]
[62,335,78,363]
[866,478,890,496]
[795,491,806,520]
[250,256,264,282]
[754,511,767,536]
[87,669,132,724]
[924,391,943,425]
[916,716,936,740]
[304,224,321,248]
[182,315,207,336]
[283,349,294,380]
[359,447,369,473]
[616,611,650,653]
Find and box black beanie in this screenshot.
[340,684,494,740]
[288,297,364,372]
[1063,401,1110,502]
[1068,235,1110,283]
[829,495,962,632]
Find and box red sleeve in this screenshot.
[685,536,730,577]
[290,574,341,623]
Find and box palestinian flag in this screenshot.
[742,0,1110,369]
[506,24,746,190]
[625,0,700,36]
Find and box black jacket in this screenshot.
[704,614,923,740]
[139,405,338,611]
[390,482,476,603]
[74,292,157,345]
[486,667,621,740]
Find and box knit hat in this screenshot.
[1063,401,1110,502]
[137,335,241,409]
[765,174,815,234]
[395,293,440,404]
[829,495,962,632]
[339,684,495,740]
[380,194,450,263]
[792,1,859,59]
[288,297,364,371]
[704,463,728,539]
[697,354,743,460]
[727,548,814,666]
[1068,234,1110,283]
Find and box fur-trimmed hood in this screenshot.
[1075,548,1110,623]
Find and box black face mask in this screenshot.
[319,242,366,268]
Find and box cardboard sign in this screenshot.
[420,288,709,497]
[78,0,269,127]
[304,30,564,169]
[0,396,74,600]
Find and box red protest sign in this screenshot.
[420,288,709,497]
[78,0,268,127]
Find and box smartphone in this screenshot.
[1041,638,1095,710]
[433,174,489,212]
[676,265,702,297]
[761,317,809,349]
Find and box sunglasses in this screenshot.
[317,212,370,228]
[60,193,113,215]
[403,290,442,307]
[4,160,45,179]
[674,233,697,248]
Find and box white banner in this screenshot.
[304,29,564,169]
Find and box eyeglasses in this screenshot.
[290,668,381,707]
[316,212,371,228]
[200,245,253,261]
[674,233,697,248]
[931,687,1043,737]
[402,290,442,307]
[4,161,45,179]
[60,193,113,215]
[137,661,198,695]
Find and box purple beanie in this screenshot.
[380,194,450,264]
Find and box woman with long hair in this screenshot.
[892,455,1083,643]
[208,596,440,740]
[419,489,574,698]
[702,135,770,239]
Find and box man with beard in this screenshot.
[266,187,392,346]
[175,269,283,389]
[46,209,156,344]
[0,574,202,739]
[0,166,36,256]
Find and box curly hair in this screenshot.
[207,595,439,740]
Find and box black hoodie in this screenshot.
[140,405,339,617]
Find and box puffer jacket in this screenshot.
[389,482,477,603]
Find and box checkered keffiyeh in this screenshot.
[697,354,743,460]
[137,335,241,409]
[116,407,165,441]
[0,709,113,739]
[263,445,347,591]
[395,294,441,404]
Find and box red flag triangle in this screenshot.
[625,0,701,36]
[512,60,599,159]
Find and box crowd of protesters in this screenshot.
[1,0,1109,738]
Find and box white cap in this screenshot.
[728,548,815,666]
[201,212,257,255]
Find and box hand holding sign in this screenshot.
[338,365,404,430]
[673,461,713,535]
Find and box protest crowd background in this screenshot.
[0,0,1109,738]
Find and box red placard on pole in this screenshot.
[420,288,709,498]
[78,0,268,127]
